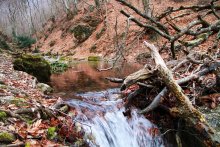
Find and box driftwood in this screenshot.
[139,61,220,113]
[141,41,220,146]
[121,64,154,90]
[119,41,219,146]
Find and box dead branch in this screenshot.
[157,1,220,20]
[121,64,154,90]
[116,0,169,34]
[0,109,26,122]
[139,64,220,113]
[142,41,220,146]
[117,0,220,59]
[105,77,124,83]
[120,10,171,40]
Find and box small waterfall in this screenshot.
[68,88,164,147]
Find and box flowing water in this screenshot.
[68,89,164,147]
[51,61,164,147]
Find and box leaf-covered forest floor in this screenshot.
[0,53,85,146]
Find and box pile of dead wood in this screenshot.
[107,0,220,146]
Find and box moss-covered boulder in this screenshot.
[0,111,7,121]
[71,24,93,43]
[37,83,53,94]
[0,132,16,143]
[13,54,51,82]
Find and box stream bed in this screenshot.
[50,61,165,147]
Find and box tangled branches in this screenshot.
[116,0,220,58]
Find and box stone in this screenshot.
[37,83,53,94]
[0,96,15,104]
[13,54,51,82]
[0,132,16,142]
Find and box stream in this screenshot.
[51,61,165,147]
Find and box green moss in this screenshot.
[0,38,10,50]
[70,25,93,43]
[13,54,51,82]
[25,142,31,147]
[11,98,27,107]
[0,132,16,142]
[88,56,101,61]
[14,35,36,49]
[0,111,7,121]
[47,127,57,140]
[50,61,68,73]
[0,84,7,89]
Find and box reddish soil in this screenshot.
[34,0,219,63]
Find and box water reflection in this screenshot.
[50,61,141,97]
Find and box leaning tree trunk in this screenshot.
[142,41,220,147]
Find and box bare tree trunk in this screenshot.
[142,0,151,17]
[72,0,78,15]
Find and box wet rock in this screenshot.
[37,83,53,94]
[74,139,86,147]
[200,106,220,134]
[71,24,93,43]
[13,54,51,82]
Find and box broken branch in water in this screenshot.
[139,64,220,113]
[138,41,219,146]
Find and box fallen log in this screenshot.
[139,63,220,113]
[142,41,220,146]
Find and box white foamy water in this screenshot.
[68,88,164,147]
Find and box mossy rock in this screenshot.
[0,132,16,143]
[74,139,86,146]
[88,56,101,61]
[47,127,57,140]
[70,25,93,43]
[11,98,27,107]
[37,83,53,94]
[13,54,51,82]
[0,111,7,121]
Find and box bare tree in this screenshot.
[142,0,151,17]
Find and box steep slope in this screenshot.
[34,0,215,62]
